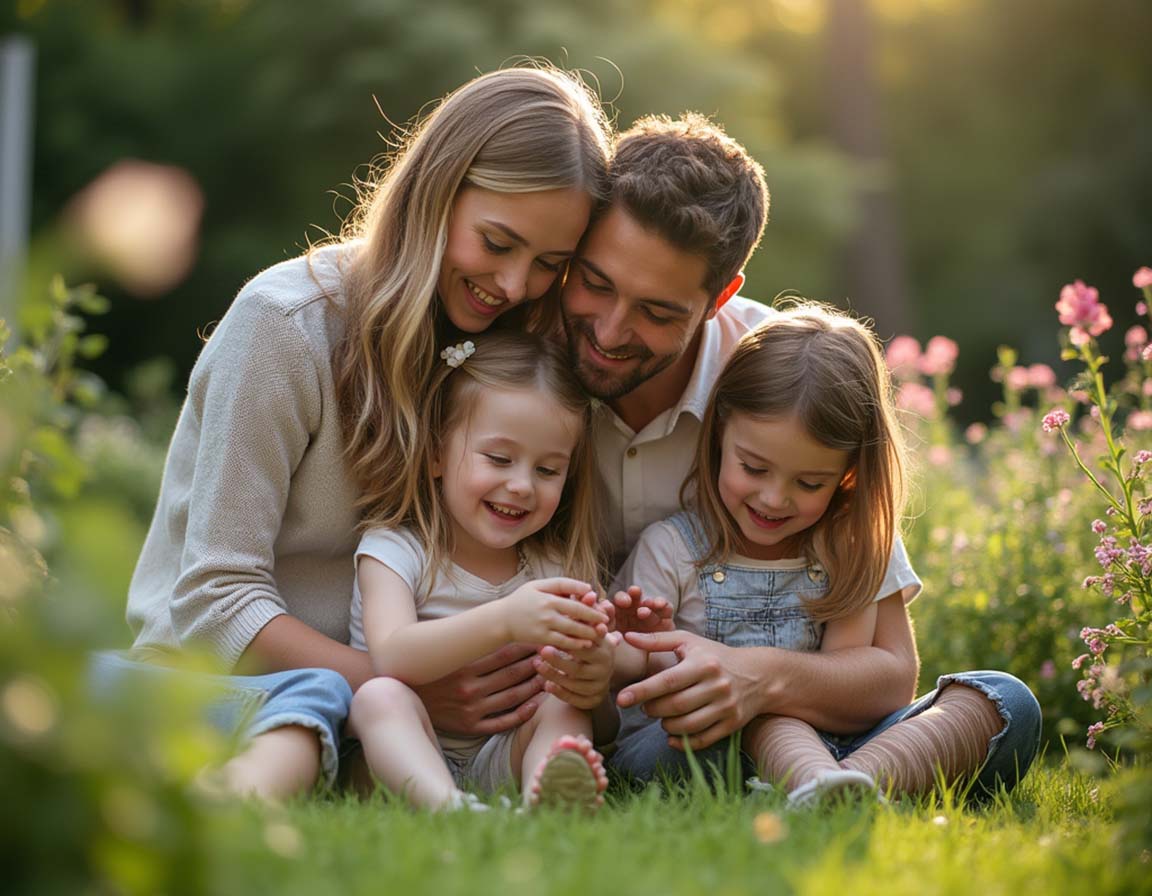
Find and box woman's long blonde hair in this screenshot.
[331,65,611,524]
[379,331,602,589]
[686,303,909,622]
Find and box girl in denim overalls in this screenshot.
[612,304,1020,805]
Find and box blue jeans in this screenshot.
[88,651,352,789]
[609,670,1042,799]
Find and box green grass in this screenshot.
[196,763,1142,896]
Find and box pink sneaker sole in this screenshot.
[530,748,602,812]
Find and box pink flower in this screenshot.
[1126,326,1149,361]
[946,387,963,407]
[1134,267,1152,289]
[928,445,953,466]
[965,423,987,445]
[1135,450,1152,465]
[1042,409,1070,432]
[919,336,959,376]
[896,382,936,418]
[885,335,922,380]
[1006,366,1030,392]
[1086,721,1105,750]
[1027,364,1057,389]
[1072,653,1090,670]
[1091,519,1107,534]
[1040,660,1056,680]
[1128,411,1152,432]
[1056,280,1112,341]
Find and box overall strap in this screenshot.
[667,511,710,561]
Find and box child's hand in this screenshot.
[501,578,608,651]
[534,635,617,710]
[611,585,674,635]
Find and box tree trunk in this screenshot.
[825,0,910,335]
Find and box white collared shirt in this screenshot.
[593,297,775,570]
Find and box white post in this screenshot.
[0,35,36,340]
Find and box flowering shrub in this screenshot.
[888,331,1109,745]
[1040,268,1152,755]
[887,268,1151,763]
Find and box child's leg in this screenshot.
[511,694,607,808]
[744,715,841,791]
[349,676,459,810]
[211,726,321,802]
[839,683,1005,796]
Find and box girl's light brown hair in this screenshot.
[686,303,908,622]
[371,330,602,590]
[330,65,611,525]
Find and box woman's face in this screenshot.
[437,185,592,332]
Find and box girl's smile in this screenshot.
[717,412,850,560]
[434,386,582,576]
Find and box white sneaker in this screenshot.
[786,770,879,809]
[447,790,491,813]
[745,776,776,794]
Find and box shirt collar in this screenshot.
[670,313,730,423]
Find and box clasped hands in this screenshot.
[418,582,756,750]
[539,585,761,751]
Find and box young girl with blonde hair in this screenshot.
[111,64,612,800]
[348,331,612,810]
[613,303,1010,804]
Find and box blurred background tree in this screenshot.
[8,0,1148,418]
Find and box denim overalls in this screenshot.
[668,512,827,652]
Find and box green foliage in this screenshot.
[0,281,250,896]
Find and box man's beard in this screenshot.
[563,317,674,402]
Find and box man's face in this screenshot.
[560,206,715,402]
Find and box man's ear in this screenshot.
[709,272,745,318]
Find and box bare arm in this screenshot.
[618,594,919,748]
[360,559,606,685]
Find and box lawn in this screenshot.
[194,763,1135,896]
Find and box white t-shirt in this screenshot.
[349,527,563,652]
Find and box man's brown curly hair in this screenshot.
[609,113,769,297]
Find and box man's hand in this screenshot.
[413,643,543,737]
[617,630,767,751]
[611,585,674,635]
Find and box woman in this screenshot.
[107,65,612,799]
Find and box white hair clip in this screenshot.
[440,340,476,369]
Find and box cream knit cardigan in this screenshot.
[127,246,362,668]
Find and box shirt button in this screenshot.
[626,447,638,458]
[712,570,726,583]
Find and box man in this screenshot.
[546,113,1041,794]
